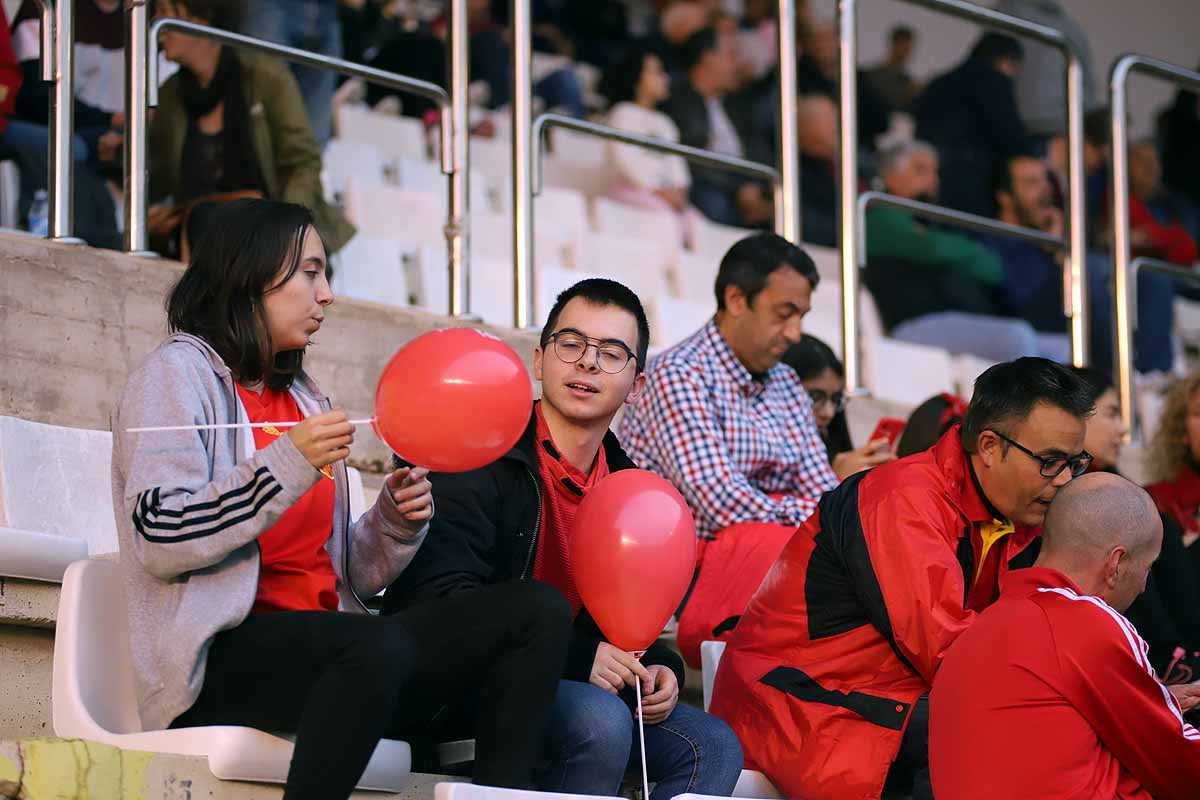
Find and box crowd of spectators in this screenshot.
[0,0,1196,376]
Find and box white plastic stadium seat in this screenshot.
[700,639,726,712]
[53,559,412,791]
[331,233,413,308]
[952,354,999,400]
[592,196,681,255]
[867,338,956,407]
[321,138,387,205]
[732,770,784,799]
[0,416,116,581]
[435,782,623,800]
[336,103,428,161]
[344,179,446,246]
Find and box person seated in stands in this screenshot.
[1160,72,1200,212]
[383,278,743,798]
[4,0,125,247]
[915,32,1027,217]
[1071,367,1200,682]
[894,392,968,458]
[929,473,1200,800]
[796,94,840,247]
[660,26,774,229]
[781,334,895,479]
[1126,139,1199,267]
[112,199,570,800]
[0,6,21,175]
[983,153,1176,374]
[148,0,354,260]
[709,358,1094,800]
[618,234,840,666]
[1147,372,1200,551]
[600,46,701,248]
[864,141,1068,362]
[864,26,921,115]
[795,23,889,152]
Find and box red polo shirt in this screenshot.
[930,566,1200,800]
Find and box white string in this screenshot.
[126,418,375,433]
[633,650,650,800]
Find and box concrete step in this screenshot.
[0,738,461,799]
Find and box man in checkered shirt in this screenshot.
[617,233,840,666]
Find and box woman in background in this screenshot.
[782,334,893,479]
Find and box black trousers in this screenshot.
[1126,513,1200,671]
[884,694,933,800]
[173,580,571,800]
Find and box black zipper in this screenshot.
[519,466,543,579]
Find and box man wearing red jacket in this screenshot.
[930,472,1200,799]
[709,357,1095,800]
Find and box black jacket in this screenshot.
[383,408,686,689]
[660,77,772,190]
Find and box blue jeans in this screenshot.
[535,680,743,800]
[891,311,1071,363]
[240,0,341,144]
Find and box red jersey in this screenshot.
[930,567,1200,800]
[236,384,339,614]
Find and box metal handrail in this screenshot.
[510,0,801,331]
[1109,54,1200,438]
[855,192,1064,267]
[524,113,784,329]
[839,0,1089,394]
[131,18,469,312]
[32,0,81,242]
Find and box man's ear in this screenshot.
[1104,546,1128,589]
[975,429,1003,469]
[624,371,648,406]
[724,283,748,316]
[533,345,545,382]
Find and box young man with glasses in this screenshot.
[382,278,743,799]
[709,357,1095,800]
[618,233,841,668]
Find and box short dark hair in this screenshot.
[599,46,655,107]
[539,278,650,372]
[988,152,1041,212]
[157,0,239,28]
[970,32,1023,66]
[890,26,915,44]
[1084,108,1110,147]
[675,26,719,73]
[1069,366,1116,405]
[167,198,315,390]
[714,233,820,311]
[961,357,1094,453]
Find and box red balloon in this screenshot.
[571,470,698,652]
[374,328,533,472]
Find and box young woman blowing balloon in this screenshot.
[111,198,570,800]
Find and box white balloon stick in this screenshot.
[127,418,375,433]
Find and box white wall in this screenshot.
[809,0,1200,138]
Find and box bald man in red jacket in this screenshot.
[931,472,1200,799]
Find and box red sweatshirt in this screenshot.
[930,567,1200,800]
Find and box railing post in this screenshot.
[124,0,153,255]
[837,0,863,394]
[776,0,800,242]
[511,0,535,329]
[1064,56,1089,367]
[36,0,79,242]
[447,0,470,316]
[1110,57,1135,437]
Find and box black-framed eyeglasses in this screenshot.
[548,330,638,375]
[989,429,1093,478]
[806,389,848,414]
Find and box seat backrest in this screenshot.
[336,104,427,161]
[593,197,680,254]
[868,338,955,407]
[435,782,624,800]
[700,639,727,712]
[331,234,413,308]
[344,178,446,243]
[321,138,387,204]
[53,559,143,738]
[0,415,118,555]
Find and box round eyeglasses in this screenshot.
[989,430,1094,478]
[549,331,638,375]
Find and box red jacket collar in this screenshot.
[1000,565,1082,597]
[933,425,1002,526]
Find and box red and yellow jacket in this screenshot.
[709,427,1039,799]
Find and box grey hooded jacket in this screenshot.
[111,333,427,730]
